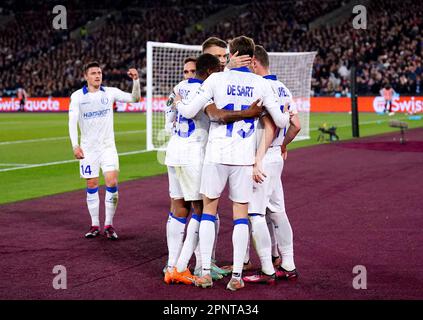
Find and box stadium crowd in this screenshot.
[0,0,421,97]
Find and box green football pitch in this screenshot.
[1,112,422,204]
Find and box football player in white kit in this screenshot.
[175,36,290,291]
[164,57,197,136]
[164,56,230,281]
[164,54,221,284]
[201,37,253,277]
[243,45,301,285]
[163,57,197,276]
[68,61,141,240]
[165,54,263,285]
[164,39,253,280]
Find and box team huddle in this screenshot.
[163,36,301,291]
[68,35,300,292]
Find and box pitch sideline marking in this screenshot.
[0,163,33,167]
[0,130,146,146]
[0,149,152,173]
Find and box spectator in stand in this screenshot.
[16,86,28,112]
[0,0,422,98]
[380,84,396,115]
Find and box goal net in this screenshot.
[146,41,316,151]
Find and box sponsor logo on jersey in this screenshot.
[101,96,109,105]
[83,108,110,119]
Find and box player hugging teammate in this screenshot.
[164,36,301,291]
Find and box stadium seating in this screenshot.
[0,0,421,98]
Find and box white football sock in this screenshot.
[194,243,201,272]
[105,186,118,227]
[212,213,220,261]
[166,212,173,248]
[86,188,99,227]
[232,219,249,279]
[244,232,251,264]
[176,214,201,273]
[270,210,295,271]
[266,213,279,258]
[166,214,186,270]
[165,213,172,269]
[250,214,274,275]
[199,214,216,276]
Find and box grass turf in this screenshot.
[0,112,422,204]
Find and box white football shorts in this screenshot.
[249,146,285,214]
[79,147,119,179]
[168,164,203,201]
[200,162,253,203]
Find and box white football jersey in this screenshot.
[197,67,284,165]
[164,86,178,135]
[69,85,133,153]
[165,78,210,166]
[263,75,297,147]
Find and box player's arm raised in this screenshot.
[68,93,84,159]
[128,68,141,102]
[114,68,141,103]
[204,99,263,124]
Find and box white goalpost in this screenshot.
[146,41,316,151]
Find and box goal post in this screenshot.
[146,41,202,151]
[146,41,316,151]
[268,52,317,142]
